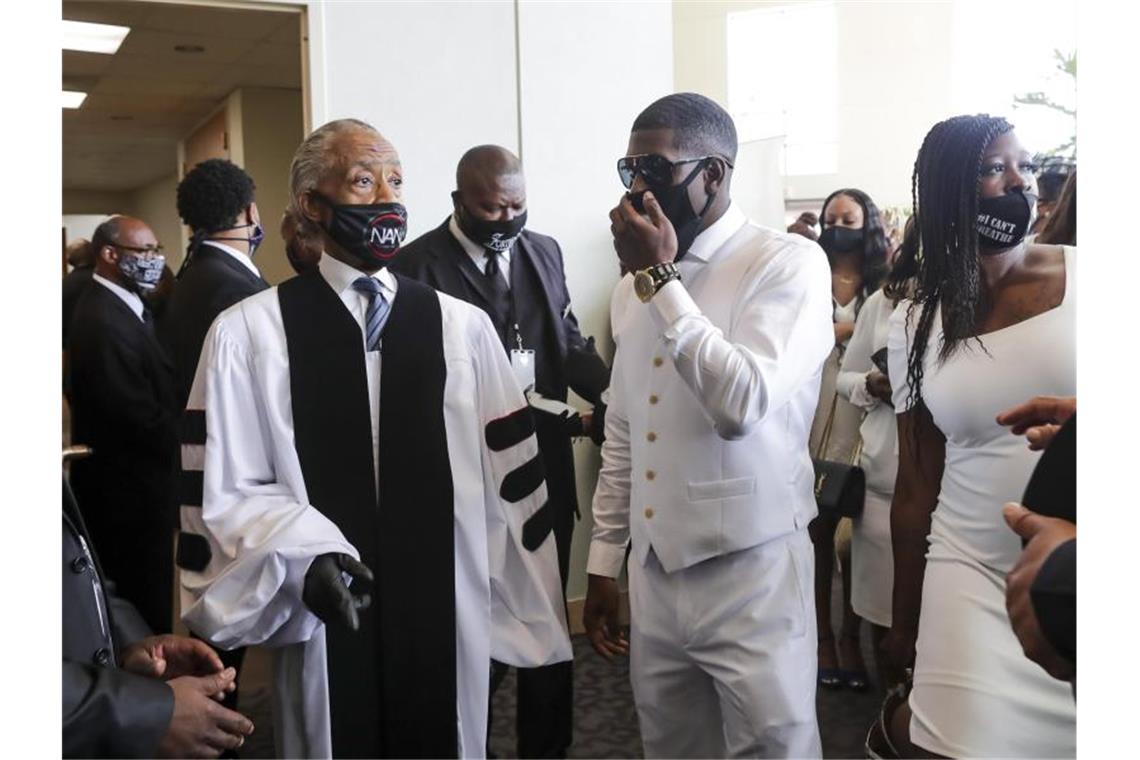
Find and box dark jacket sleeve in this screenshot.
[106,579,155,654]
[1031,537,1076,665]
[63,660,173,758]
[546,239,611,404]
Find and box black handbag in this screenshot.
[811,393,865,518]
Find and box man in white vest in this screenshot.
[583,93,833,758]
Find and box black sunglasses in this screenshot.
[616,153,734,190]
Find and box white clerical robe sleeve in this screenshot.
[180,316,358,651]
[471,313,573,667]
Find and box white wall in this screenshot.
[310,0,519,241]
[63,214,113,247]
[674,0,956,209]
[516,0,673,601]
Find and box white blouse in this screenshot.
[835,288,898,494]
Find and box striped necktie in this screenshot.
[351,276,390,352]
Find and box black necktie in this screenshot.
[483,250,512,343]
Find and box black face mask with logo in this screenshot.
[312,192,408,269]
[976,190,1037,249]
[453,195,528,252]
[629,160,715,261]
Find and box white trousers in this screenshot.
[629,529,821,759]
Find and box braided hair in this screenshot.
[885,114,1013,411]
[819,187,890,305]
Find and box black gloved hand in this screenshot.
[302,553,374,631]
[588,401,607,446]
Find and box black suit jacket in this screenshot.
[394,219,606,397]
[393,219,610,525]
[63,265,94,349]
[67,281,179,632]
[63,478,173,758]
[159,244,269,408]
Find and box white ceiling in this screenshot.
[62,1,302,192]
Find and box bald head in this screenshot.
[456,145,522,191]
[453,145,526,226]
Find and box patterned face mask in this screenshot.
[116,249,166,291]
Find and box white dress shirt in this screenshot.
[92,273,145,321]
[200,239,261,277]
[449,213,512,288]
[317,253,398,491]
[588,202,834,576]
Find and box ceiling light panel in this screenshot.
[63,91,88,109]
[63,20,131,55]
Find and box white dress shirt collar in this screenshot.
[92,272,145,322]
[448,213,512,276]
[684,201,748,263]
[318,250,397,300]
[200,239,260,277]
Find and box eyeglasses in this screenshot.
[616,153,734,189]
[112,243,164,257]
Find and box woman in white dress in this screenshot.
[807,188,890,691]
[881,114,1076,757]
[836,279,903,690]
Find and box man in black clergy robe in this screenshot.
[393,145,610,758]
[176,120,571,759]
[68,216,178,634]
[160,158,270,410]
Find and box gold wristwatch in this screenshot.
[633,262,681,303]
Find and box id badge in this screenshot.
[510,349,536,393]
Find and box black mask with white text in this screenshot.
[313,193,407,268]
[976,191,1036,249]
[454,198,528,252]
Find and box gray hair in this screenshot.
[288,118,380,238]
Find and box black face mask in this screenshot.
[818,226,865,255]
[313,193,407,268]
[976,191,1036,249]
[453,196,527,252]
[629,160,715,261]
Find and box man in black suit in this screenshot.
[68,216,179,634]
[63,237,96,349]
[64,475,254,757]
[161,159,269,409]
[393,145,610,758]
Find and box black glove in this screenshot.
[588,401,607,446]
[302,553,374,631]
